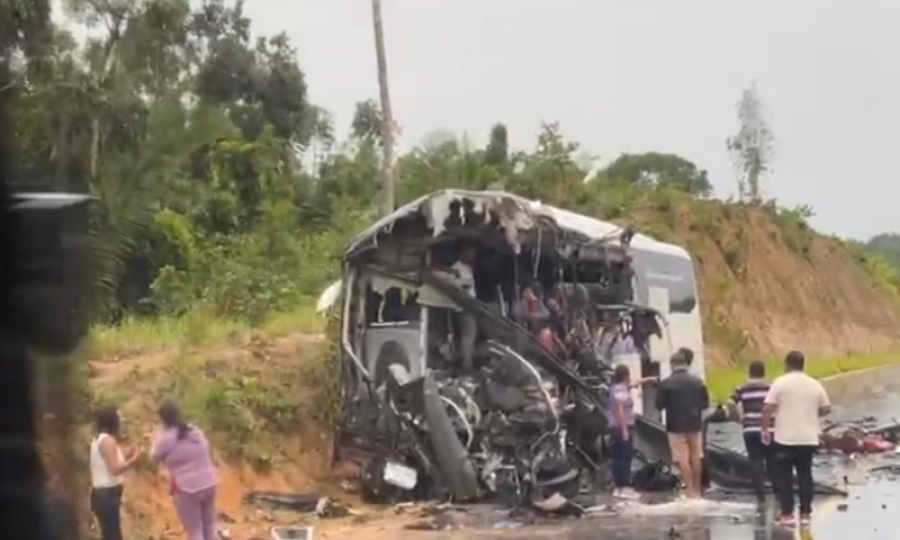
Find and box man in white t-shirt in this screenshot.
[761,350,831,529]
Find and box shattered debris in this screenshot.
[325,189,848,516]
[821,421,898,456]
[243,492,349,519]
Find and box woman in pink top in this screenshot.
[151,401,219,540]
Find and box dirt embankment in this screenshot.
[59,333,377,540]
[630,201,900,365]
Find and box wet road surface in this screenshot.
[416,366,900,540]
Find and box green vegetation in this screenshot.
[843,238,900,298]
[6,0,900,447]
[90,302,323,359]
[706,352,900,404]
[4,0,760,336]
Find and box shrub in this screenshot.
[774,205,815,257]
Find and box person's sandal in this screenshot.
[800,514,812,526]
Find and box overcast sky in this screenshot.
[240,0,900,240]
[55,0,900,239]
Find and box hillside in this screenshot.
[628,199,900,365]
[34,198,900,540]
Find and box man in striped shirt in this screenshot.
[730,360,776,504]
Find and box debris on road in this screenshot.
[243,492,349,518]
[821,421,897,456]
[270,525,314,540]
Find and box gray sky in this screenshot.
[54,0,899,239]
[241,0,900,240]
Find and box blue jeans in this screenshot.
[609,428,635,487]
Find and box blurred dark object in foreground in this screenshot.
[2,118,89,540]
[7,190,91,354]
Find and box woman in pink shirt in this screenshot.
[151,401,219,540]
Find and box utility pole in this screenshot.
[371,0,396,214]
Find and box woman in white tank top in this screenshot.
[90,406,141,540]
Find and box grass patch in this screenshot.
[706,352,900,404]
[258,300,324,335]
[148,340,334,466]
[91,301,325,358]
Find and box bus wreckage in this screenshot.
[319,189,845,512]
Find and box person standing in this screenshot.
[606,364,656,499]
[762,351,831,528]
[450,243,479,370]
[656,351,709,498]
[151,401,219,540]
[677,347,695,368]
[90,406,141,540]
[730,360,776,504]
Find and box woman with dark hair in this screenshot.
[151,401,218,540]
[90,406,141,540]
[605,365,656,499]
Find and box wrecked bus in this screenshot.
[322,189,843,509]
[320,189,713,508]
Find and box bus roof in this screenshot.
[344,189,690,260]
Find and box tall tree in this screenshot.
[726,81,774,203]
[484,123,509,167]
[0,0,51,63]
[351,99,383,144]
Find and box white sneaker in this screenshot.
[616,488,640,500]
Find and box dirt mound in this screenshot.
[80,332,366,539]
[629,201,900,365]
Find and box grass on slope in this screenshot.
[705,352,900,404]
[88,304,900,411]
[91,302,324,358]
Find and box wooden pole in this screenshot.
[371,0,396,214]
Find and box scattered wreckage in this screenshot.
[319,189,845,511]
[820,419,900,456]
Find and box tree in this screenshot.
[867,233,900,269]
[0,0,51,62]
[350,99,382,145]
[484,123,509,167]
[603,152,712,196]
[726,81,774,203]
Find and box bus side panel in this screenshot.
[631,246,706,380]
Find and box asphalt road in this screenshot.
[421,365,900,540]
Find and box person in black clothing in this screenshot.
[656,351,709,498]
[730,360,776,504]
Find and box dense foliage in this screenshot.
[6,0,896,328]
[3,0,722,326]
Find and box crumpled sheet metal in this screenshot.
[343,190,548,259]
[420,191,535,252]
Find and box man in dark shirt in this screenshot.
[678,347,694,367]
[656,351,710,498]
[730,360,775,504]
